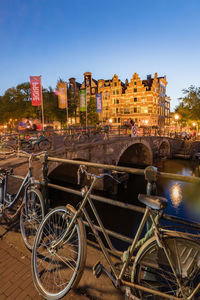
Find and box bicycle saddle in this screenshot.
[138,194,168,210]
[0,168,13,175]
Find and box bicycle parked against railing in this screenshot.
[0,151,45,250]
[0,135,15,154]
[20,134,51,152]
[32,165,200,299]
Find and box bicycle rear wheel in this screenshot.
[32,205,87,299]
[38,139,51,151]
[20,188,45,250]
[133,236,200,299]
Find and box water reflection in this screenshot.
[170,182,182,208]
[157,159,200,223]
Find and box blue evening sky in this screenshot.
[0,0,200,110]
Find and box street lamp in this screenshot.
[174,114,179,135]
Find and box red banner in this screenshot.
[30,76,42,106]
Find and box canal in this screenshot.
[49,158,200,251]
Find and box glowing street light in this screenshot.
[174,114,179,121]
[174,114,180,134]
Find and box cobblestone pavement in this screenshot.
[0,156,125,300]
[0,220,125,300]
[0,237,91,300]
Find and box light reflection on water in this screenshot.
[157,159,200,223]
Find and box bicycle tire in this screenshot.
[20,141,32,151]
[38,139,51,151]
[132,235,200,299]
[20,188,45,250]
[3,196,22,223]
[0,144,14,154]
[64,135,73,146]
[32,205,87,299]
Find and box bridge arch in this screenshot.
[158,139,171,157]
[116,140,153,166]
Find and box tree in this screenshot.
[175,85,200,119]
[87,97,99,125]
[0,82,66,125]
[175,85,200,126]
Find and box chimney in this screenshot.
[147,74,152,80]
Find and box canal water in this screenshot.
[49,158,200,251]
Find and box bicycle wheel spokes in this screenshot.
[20,189,44,250]
[32,206,86,299]
[134,237,200,299]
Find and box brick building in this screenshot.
[78,72,170,128]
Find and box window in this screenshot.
[118,118,121,123]
[134,97,137,102]
[113,90,115,95]
[116,108,119,113]
[141,97,146,103]
[134,88,137,93]
[114,82,117,87]
[134,107,137,113]
[116,99,119,104]
[141,106,148,113]
[116,90,119,94]
[124,108,130,114]
[134,81,137,85]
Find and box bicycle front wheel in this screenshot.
[20,188,45,250]
[32,205,87,299]
[0,144,14,154]
[133,236,200,299]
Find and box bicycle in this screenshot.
[64,130,86,146]
[32,165,200,299]
[0,150,46,250]
[0,135,15,155]
[20,134,51,152]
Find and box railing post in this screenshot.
[144,165,158,196]
[144,165,158,231]
[40,153,49,209]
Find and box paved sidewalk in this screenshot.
[0,239,89,300]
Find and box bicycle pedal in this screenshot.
[93,261,102,278]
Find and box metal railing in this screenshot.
[10,152,200,248]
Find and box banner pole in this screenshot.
[66,83,68,129]
[86,94,88,128]
[41,76,45,130]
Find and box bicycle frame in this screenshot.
[51,173,197,300]
[0,153,36,218]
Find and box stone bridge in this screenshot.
[48,136,200,176]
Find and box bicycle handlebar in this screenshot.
[77,165,122,184]
[17,150,47,157]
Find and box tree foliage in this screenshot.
[0,82,66,125]
[175,85,200,125]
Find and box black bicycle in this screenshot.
[0,151,45,250]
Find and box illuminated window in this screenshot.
[124,108,130,114]
[141,106,148,113]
